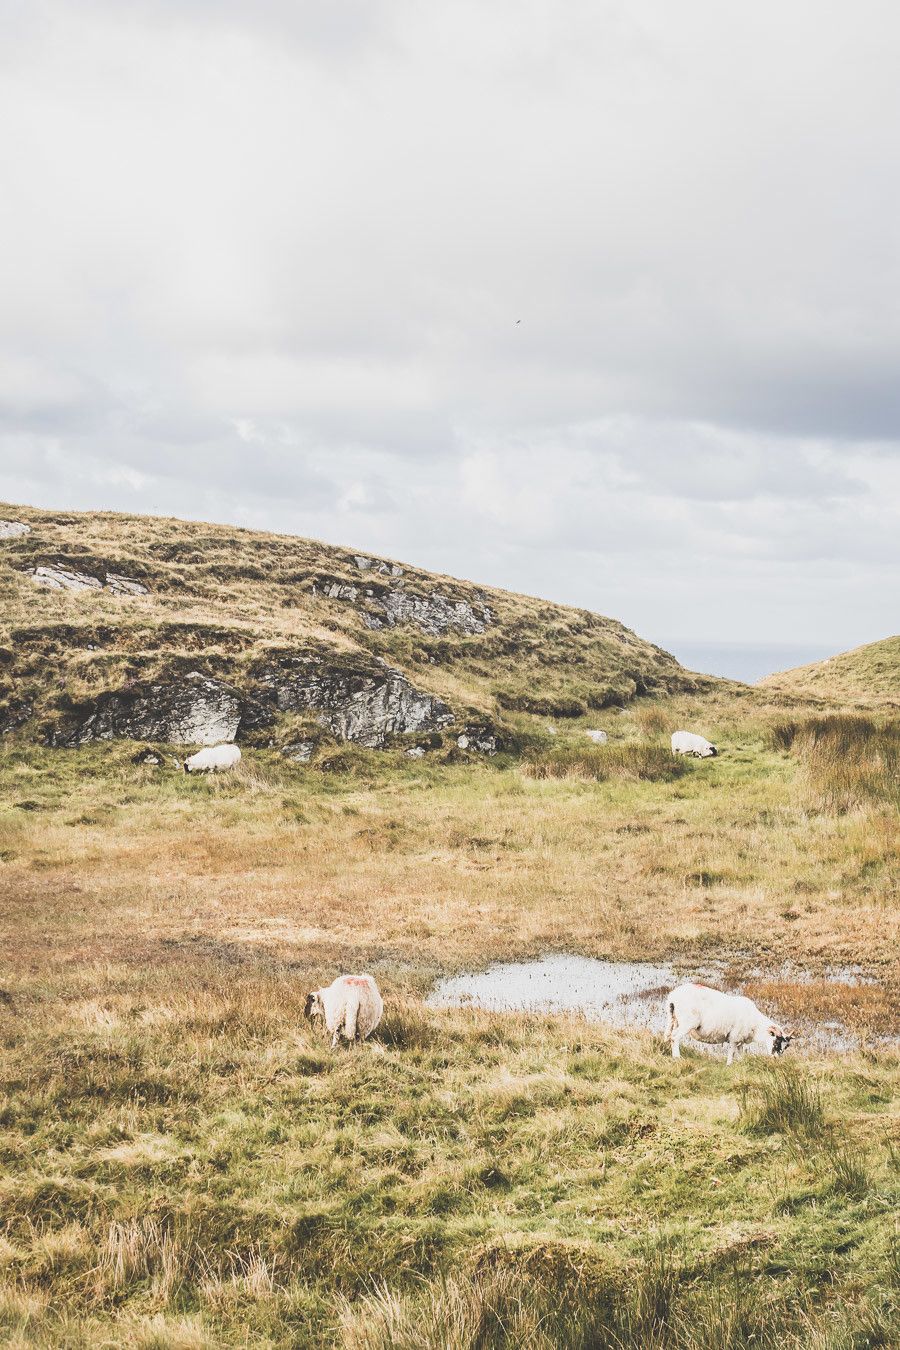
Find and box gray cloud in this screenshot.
[0,0,898,648]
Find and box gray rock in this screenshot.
[0,520,30,539]
[323,581,358,601]
[406,745,426,758]
[52,672,243,747]
[457,726,499,754]
[29,566,102,592]
[362,590,493,636]
[105,573,149,596]
[251,656,454,749]
[26,565,148,595]
[586,729,608,744]
[283,740,316,763]
[352,555,404,576]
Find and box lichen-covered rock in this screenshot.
[26,565,148,595]
[251,654,454,748]
[586,729,608,744]
[0,521,31,539]
[362,590,493,636]
[51,672,242,747]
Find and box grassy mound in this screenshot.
[758,636,900,708]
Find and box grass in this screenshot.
[0,505,897,1344]
[759,636,900,708]
[738,1064,827,1138]
[767,714,900,812]
[0,714,896,1345]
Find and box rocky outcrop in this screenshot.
[353,555,404,577]
[362,590,492,636]
[313,567,492,636]
[249,654,454,748]
[47,654,455,751]
[26,565,148,595]
[0,521,30,539]
[51,672,243,747]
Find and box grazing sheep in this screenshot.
[666,982,792,1065]
[183,743,242,773]
[671,730,718,758]
[305,974,383,1048]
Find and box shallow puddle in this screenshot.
[426,954,893,1054]
[427,955,676,1032]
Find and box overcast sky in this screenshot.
[1,1,898,663]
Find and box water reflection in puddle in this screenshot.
[427,955,677,1032]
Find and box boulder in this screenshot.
[0,520,31,539]
[51,672,243,747]
[586,729,608,744]
[250,655,454,748]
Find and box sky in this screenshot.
[1,1,898,672]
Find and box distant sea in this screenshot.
[662,642,837,685]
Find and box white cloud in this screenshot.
[0,0,898,648]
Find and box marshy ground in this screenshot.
[0,700,897,1346]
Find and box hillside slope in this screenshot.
[0,503,715,755]
[758,635,900,708]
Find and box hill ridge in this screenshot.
[0,501,716,754]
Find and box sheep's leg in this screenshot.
[671,1032,683,1059]
[725,1041,735,1066]
[331,1027,341,1049]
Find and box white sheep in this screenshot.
[666,982,792,1065]
[304,974,383,1048]
[183,743,242,773]
[671,730,718,758]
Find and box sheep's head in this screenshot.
[304,991,324,1023]
[767,1025,793,1055]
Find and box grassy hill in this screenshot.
[0,502,716,754]
[758,636,900,707]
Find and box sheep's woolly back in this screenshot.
[317,975,383,1042]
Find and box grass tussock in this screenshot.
[768,714,900,812]
[738,1064,827,1138]
[522,741,691,782]
[338,1241,897,1350]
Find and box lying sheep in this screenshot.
[304,974,383,1048]
[671,730,717,758]
[666,982,792,1065]
[183,743,242,774]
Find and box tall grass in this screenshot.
[768,715,900,812]
[522,741,691,782]
[738,1064,827,1137]
[337,1244,884,1350]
